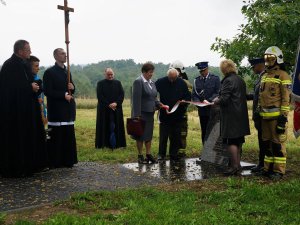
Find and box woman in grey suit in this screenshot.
[131,62,162,164]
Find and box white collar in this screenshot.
[141,74,153,84]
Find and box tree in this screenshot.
[211,0,300,71]
[0,0,6,5]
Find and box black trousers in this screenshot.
[199,115,210,145]
[256,118,265,166]
[158,122,181,159]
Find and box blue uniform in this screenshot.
[192,73,220,144]
[192,73,220,116]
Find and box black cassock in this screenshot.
[43,64,77,168]
[0,54,48,177]
[95,79,126,149]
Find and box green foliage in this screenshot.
[211,0,300,71]
[0,214,6,225]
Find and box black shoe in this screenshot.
[268,172,283,180]
[223,167,241,176]
[157,155,166,161]
[138,155,145,164]
[146,154,157,164]
[251,165,264,173]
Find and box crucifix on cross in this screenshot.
[57,0,74,91]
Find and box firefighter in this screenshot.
[258,46,292,179]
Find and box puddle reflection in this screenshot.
[123,158,255,182]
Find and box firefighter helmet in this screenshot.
[170,60,185,73]
[264,46,284,66]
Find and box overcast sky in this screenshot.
[0,0,245,67]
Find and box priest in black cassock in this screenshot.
[95,68,126,149]
[43,48,77,168]
[0,40,48,177]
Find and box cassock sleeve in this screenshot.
[96,81,110,107]
[43,70,66,99]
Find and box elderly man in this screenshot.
[192,61,220,145]
[43,48,77,168]
[95,68,126,149]
[0,40,48,177]
[155,68,191,161]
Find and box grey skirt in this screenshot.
[132,111,155,142]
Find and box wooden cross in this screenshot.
[57,0,74,91]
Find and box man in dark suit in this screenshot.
[192,61,220,145]
[248,58,265,173]
[156,68,191,161]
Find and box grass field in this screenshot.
[2,99,300,225]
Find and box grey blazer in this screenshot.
[131,75,159,117]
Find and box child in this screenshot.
[29,56,48,126]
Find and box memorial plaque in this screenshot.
[200,105,230,166]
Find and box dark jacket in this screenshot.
[0,54,47,176]
[192,73,220,116]
[43,63,76,122]
[155,76,191,123]
[219,73,250,138]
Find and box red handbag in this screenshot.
[126,118,145,137]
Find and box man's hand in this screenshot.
[65,92,73,102]
[212,97,220,104]
[32,82,39,93]
[109,102,117,111]
[68,83,75,90]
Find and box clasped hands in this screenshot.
[109,102,117,111]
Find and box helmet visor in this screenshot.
[264,54,276,67]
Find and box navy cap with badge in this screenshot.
[248,58,264,67]
[195,61,209,71]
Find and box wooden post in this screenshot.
[57,0,74,93]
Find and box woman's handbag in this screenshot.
[126,117,145,137]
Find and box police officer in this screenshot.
[259,46,291,180]
[248,58,265,173]
[192,61,220,145]
[169,60,192,158]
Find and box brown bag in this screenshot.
[126,118,145,137]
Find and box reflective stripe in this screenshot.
[264,156,274,163]
[274,157,286,164]
[261,77,281,84]
[281,106,290,112]
[260,107,280,117]
[282,80,292,85]
[260,111,280,117]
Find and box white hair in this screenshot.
[167,68,179,76]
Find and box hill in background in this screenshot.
[38,59,221,98]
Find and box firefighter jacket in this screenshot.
[259,65,291,119]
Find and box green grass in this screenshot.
[9,178,300,224]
